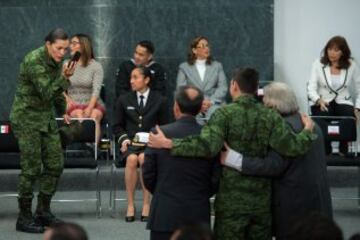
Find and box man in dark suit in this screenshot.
[113,66,168,222]
[143,86,221,240]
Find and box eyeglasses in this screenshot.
[70,41,80,46]
[196,44,210,49]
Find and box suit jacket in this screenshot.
[307,59,360,108]
[142,116,221,232]
[176,61,227,103]
[241,113,332,239]
[115,59,167,98]
[112,90,168,144]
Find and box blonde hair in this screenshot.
[263,82,299,115]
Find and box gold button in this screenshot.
[139,116,143,120]
[138,124,142,128]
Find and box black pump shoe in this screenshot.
[125,216,135,222]
[140,215,149,222]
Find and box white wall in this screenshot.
[274,0,360,112]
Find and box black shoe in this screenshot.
[34,211,63,227]
[125,216,135,222]
[140,215,149,222]
[16,216,45,233]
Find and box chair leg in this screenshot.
[96,166,101,218]
[111,163,117,217]
[358,167,360,207]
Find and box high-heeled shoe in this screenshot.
[140,215,148,222]
[125,207,135,222]
[141,206,149,222]
[125,216,135,222]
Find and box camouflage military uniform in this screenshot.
[171,96,316,240]
[10,46,69,199]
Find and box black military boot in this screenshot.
[16,197,45,233]
[34,193,63,227]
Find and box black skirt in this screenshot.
[121,144,146,161]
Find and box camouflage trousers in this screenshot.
[12,124,64,199]
[213,211,272,240]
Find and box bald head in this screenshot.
[185,87,200,100]
[175,86,204,117]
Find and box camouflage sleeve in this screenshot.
[269,112,317,157]
[54,94,67,116]
[171,108,227,158]
[27,64,69,102]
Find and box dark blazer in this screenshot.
[143,116,221,232]
[112,90,168,144]
[115,59,167,98]
[241,113,332,239]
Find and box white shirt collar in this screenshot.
[195,59,206,65]
[137,88,150,105]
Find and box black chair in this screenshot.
[109,135,127,215]
[0,119,103,216]
[311,115,360,205]
[0,120,20,168]
[56,118,102,217]
[311,116,357,155]
[0,121,20,199]
[98,84,113,164]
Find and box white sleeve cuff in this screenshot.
[224,149,243,171]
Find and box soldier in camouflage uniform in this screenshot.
[9,28,76,233]
[148,68,316,240]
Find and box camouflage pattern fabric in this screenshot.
[12,124,63,198]
[10,46,69,198]
[171,95,316,239]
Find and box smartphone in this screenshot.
[67,51,81,67]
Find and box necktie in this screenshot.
[139,95,144,111]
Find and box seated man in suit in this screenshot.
[113,66,168,222]
[142,86,221,240]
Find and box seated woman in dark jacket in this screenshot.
[113,66,168,222]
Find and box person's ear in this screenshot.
[174,102,180,113]
[233,80,239,91]
[192,48,197,56]
[144,76,150,86]
[45,41,51,49]
[173,101,180,119]
[147,53,153,62]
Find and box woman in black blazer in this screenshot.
[113,66,168,222]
